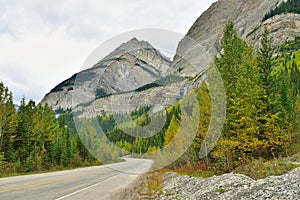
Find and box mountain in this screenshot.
[41,38,171,112]
[172,0,297,72]
[42,0,300,117]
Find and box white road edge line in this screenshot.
[55,173,123,200]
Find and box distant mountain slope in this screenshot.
[42,0,300,118]
[41,38,171,111]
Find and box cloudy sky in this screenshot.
[0,0,216,104]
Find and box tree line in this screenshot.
[0,88,97,176]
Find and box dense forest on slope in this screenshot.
[264,0,300,21]
[82,22,300,173]
[0,88,97,176]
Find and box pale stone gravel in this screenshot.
[158,167,300,200]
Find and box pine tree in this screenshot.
[256,27,291,158]
[257,28,275,112]
[31,104,60,169]
[212,22,254,170]
[211,22,284,170]
[16,98,36,167]
[0,82,18,163]
[291,59,300,96]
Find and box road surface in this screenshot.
[0,158,153,200]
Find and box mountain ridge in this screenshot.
[41,38,171,112]
[42,0,300,118]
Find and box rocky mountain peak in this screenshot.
[122,37,152,49]
[101,37,156,61]
[41,38,171,112]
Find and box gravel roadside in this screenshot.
[158,167,300,200]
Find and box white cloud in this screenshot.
[0,27,98,103]
[0,0,216,103]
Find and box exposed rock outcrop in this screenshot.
[41,38,171,111]
[172,0,291,72]
[249,13,300,49]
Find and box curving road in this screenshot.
[0,158,153,200]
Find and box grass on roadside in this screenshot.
[146,172,163,195]
[164,162,216,178]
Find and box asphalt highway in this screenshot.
[0,158,153,200]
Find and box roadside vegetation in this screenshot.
[163,23,300,179]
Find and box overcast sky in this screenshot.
[0,0,216,104]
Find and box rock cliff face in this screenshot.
[42,0,300,117]
[41,38,170,111]
[249,13,300,49]
[172,0,295,72]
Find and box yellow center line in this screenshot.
[0,169,107,193]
